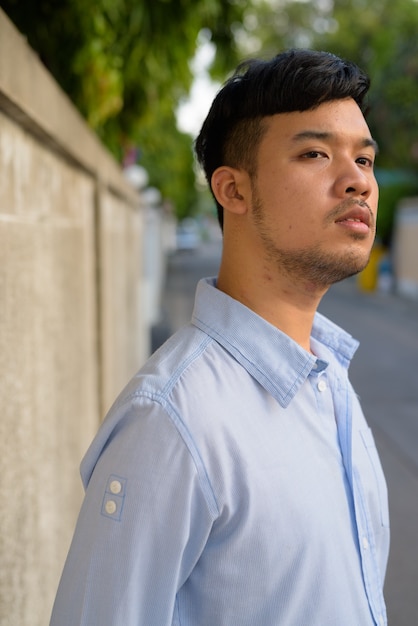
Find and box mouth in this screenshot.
[334,204,373,234]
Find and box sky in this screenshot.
[176,35,220,137]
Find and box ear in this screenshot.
[211,166,251,216]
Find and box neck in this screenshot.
[217,242,328,353]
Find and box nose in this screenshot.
[334,161,374,200]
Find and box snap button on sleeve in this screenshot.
[101,475,127,521]
[105,500,117,515]
[110,480,122,494]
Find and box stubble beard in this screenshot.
[271,242,372,287]
[252,194,374,289]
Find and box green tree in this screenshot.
[1,0,245,216]
[3,0,418,232]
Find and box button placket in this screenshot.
[317,378,327,392]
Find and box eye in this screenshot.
[356,156,374,168]
[301,150,327,159]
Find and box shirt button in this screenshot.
[378,615,385,626]
[105,500,117,515]
[110,480,122,494]
[362,536,369,550]
[317,379,327,392]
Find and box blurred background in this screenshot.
[4,0,418,239]
[1,1,418,624]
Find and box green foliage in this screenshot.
[3,0,418,234]
[135,105,198,221]
[1,0,245,217]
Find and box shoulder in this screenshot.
[80,324,230,491]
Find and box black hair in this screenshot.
[195,48,371,229]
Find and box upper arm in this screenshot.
[50,397,216,625]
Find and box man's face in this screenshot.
[248,98,379,287]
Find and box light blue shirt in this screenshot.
[51,277,389,626]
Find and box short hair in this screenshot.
[195,48,371,229]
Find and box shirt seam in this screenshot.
[133,390,220,519]
[193,315,311,406]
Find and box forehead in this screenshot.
[261,98,374,149]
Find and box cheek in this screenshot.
[280,183,318,227]
[257,171,326,239]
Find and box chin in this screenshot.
[307,250,372,287]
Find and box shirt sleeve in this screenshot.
[50,395,217,625]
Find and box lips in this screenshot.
[335,205,372,228]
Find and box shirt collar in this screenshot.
[191,277,359,408]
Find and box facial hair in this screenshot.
[252,192,375,289]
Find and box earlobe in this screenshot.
[211,167,249,215]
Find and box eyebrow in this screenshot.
[291,131,379,154]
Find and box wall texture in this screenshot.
[0,10,148,625]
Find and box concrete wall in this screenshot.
[0,10,151,624]
[393,197,418,300]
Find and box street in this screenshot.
[154,239,418,625]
